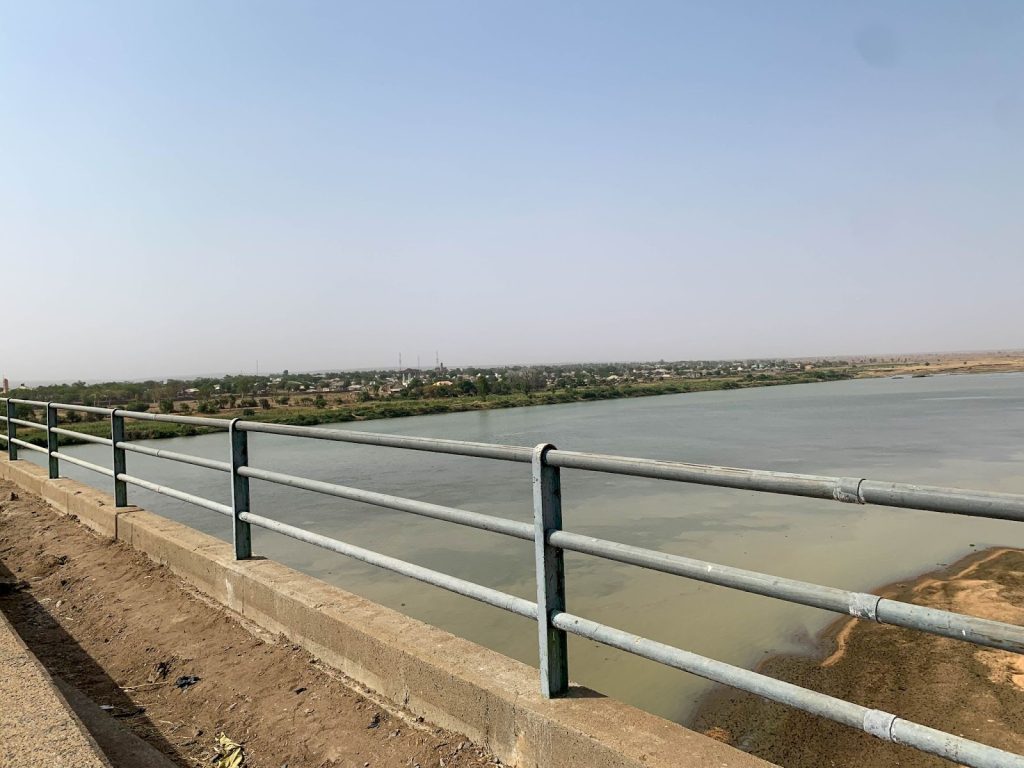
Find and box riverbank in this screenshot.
[9,369,850,446]
[694,547,1024,766]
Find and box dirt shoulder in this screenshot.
[694,547,1024,767]
[0,481,498,768]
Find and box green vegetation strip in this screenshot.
[4,371,850,448]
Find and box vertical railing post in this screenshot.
[229,419,252,560]
[46,403,59,479]
[111,409,127,507]
[6,400,17,461]
[533,442,568,697]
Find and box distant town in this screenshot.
[5,358,861,410]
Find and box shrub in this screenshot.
[14,404,36,420]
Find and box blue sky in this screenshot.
[1,1,1022,380]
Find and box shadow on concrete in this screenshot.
[0,559,187,767]
[565,686,607,699]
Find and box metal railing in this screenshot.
[2,396,1023,767]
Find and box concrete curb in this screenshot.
[0,608,112,768]
[0,457,775,768]
[54,677,179,768]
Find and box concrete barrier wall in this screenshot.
[0,457,775,768]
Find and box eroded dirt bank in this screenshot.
[0,480,498,768]
[695,547,1024,767]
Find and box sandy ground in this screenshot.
[0,481,499,768]
[695,547,1024,767]
[855,352,1024,378]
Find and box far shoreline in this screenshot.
[5,361,1023,449]
[7,369,847,446]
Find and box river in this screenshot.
[23,372,1024,724]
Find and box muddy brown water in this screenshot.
[26,373,1024,725]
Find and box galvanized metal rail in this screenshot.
[2,395,1023,768]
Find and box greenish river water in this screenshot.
[31,373,1024,724]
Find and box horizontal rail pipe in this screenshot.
[857,480,1024,521]
[546,451,1024,522]
[9,438,48,455]
[4,398,49,407]
[116,441,231,473]
[118,410,230,429]
[8,418,47,431]
[51,452,115,477]
[240,465,534,540]
[236,421,534,462]
[116,473,232,517]
[49,403,115,416]
[49,427,113,446]
[552,611,1024,768]
[239,510,538,618]
[549,530,1024,654]
[13,402,1023,521]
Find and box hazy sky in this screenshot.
[2,1,1022,382]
